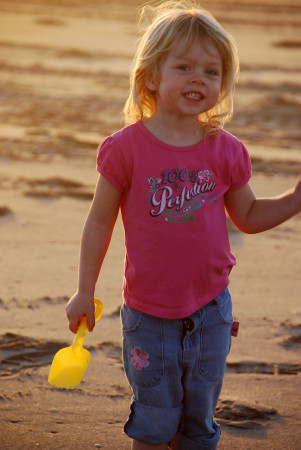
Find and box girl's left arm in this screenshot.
[224,176,301,234]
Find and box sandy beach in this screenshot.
[0,0,301,448]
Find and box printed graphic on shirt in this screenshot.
[147,168,218,224]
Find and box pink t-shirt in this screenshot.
[97,121,251,319]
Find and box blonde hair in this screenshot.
[123,0,239,136]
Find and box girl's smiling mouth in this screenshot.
[184,92,204,100]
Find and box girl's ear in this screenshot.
[144,70,157,91]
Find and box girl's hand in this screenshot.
[66,291,96,334]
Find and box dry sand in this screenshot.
[0,0,301,448]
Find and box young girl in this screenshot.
[66,1,301,449]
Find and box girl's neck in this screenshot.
[143,115,205,147]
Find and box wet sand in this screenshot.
[0,0,301,448]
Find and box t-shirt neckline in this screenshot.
[137,120,210,152]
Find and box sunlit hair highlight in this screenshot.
[123,1,239,136]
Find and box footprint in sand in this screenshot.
[278,320,301,349]
[96,341,123,364]
[226,361,301,375]
[215,399,278,430]
[0,333,68,376]
[0,206,13,220]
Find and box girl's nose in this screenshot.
[191,70,205,85]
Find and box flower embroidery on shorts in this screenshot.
[131,347,149,370]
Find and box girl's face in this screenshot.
[146,37,222,122]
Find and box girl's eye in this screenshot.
[207,69,219,76]
[178,65,190,71]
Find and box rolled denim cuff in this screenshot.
[124,398,182,444]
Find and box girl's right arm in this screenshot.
[66,174,122,333]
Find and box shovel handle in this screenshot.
[73,298,104,347]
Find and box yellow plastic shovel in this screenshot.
[48,298,103,388]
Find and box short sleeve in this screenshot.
[96,136,129,193]
[229,141,252,191]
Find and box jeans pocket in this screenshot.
[199,289,233,382]
[121,303,143,332]
[215,288,233,325]
[121,304,164,389]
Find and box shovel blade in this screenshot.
[48,345,91,388]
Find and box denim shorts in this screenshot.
[121,288,233,449]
